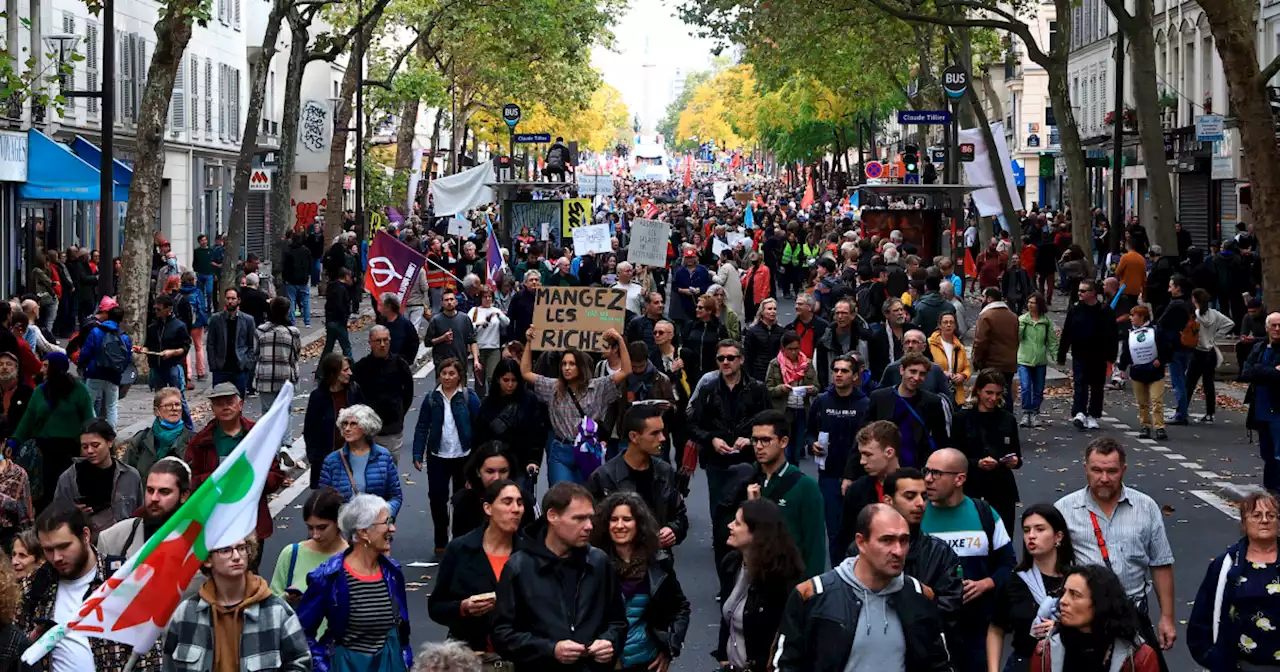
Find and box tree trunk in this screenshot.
[1046,60,1094,266]
[274,13,309,263]
[117,0,203,347]
[1201,0,1280,309]
[954,28,1020,256]
[1123,0,1177,252]
[221,0,287,302]
[324,58,359,241]
[392,97,420,209]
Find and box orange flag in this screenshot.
[800,170,815,210]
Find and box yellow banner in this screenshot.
[562,198,592,238]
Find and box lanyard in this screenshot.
[1089,511,1113,570]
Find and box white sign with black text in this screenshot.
[571,223,612,256]
[628,218,670,268]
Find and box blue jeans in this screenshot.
[149,364,193,429]
[197,274,215,307]
[785,407,807,465]
[1170,349,1193,419]
[213,371,250,398]
[85,378,119,429]
[818,474,845,563]
[546,438,583,486]
[285,284,311,326]
[322,322,353,358]
[311,259,322,286]
[1018,365,1046,412]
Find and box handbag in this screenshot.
[332,623,407,672]
[565,389,604,479]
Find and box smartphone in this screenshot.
[999,453,1018,463]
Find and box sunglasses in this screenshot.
[716,355,740,362]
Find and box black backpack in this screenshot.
[94,326,131,375]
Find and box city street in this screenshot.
[252,295,1262,670]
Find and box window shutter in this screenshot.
[119,31,131,124]
[170,55,185,132]
[233,0,240,30]
[189,57,199,130]
[135,37,147,123]
[86,22,99,116]
[60,12,75,112]
[205,59,213,137]
[218,64,227,139]
[232,68,241,140]
[218,0,227,25]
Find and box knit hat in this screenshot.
[45,351,70,375]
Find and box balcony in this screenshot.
[257,117,279,148]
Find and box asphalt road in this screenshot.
[253,294,1258,671]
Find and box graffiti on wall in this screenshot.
[292,199,327,232]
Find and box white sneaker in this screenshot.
[1085,416,1100,430]
[1072,413,1086,430]
[1031,412,1044,428]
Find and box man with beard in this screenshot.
[97,457,191,569]
[867,298,918,382]
[624,291,666,352]
[22,506,157,672]
[0,349,31,445]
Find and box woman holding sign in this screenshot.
[522,325,631,486]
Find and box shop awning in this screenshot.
[71,136,133,191]
[19,129,126,201]
[1011,160,1026,188]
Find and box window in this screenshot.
[218,0,227,25]
[231,68,241,141]
[1049,21,1059,54]
[190,56,199,130]
[170,55,185,131]
[300,174,308,190]
[60,12,75,112]
[1045,106,1057,127]
[233,0,241,29]
[205,59,213,137]
[86,22,99,116]
[218,64,227,139]
[118,31,132,124]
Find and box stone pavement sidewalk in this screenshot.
[112,286,374,439]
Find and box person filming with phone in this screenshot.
[953,369,1023,537]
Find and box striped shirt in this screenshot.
[341,562,397,654]
[533,374,621,442]
[1055,486,1175,600]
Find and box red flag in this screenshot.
[683,157,693,187]
[964,248,978,279]
[644,200,659,219]
[800,169,815,210]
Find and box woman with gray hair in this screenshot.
[317,404,403,516]
[412,640,481,672]
[297,493,414,671]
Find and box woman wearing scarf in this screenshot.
[765,331,818,466]
[986,504,1076,672]
[123,387,193,481]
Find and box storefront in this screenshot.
[0,130,27,298]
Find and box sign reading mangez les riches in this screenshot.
[532,287,626,352]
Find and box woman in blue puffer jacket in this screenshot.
[318,404,403,516]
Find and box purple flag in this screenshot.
[365,230,425,304]
[486,215,503,289]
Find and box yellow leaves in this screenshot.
[675,64,760,150]
[472,82,631,153]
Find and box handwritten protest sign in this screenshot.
[578,174,615,196]
[562,197,592,237]
[571,223,611,255]
[532,287,626,352]
[628,218,670,268]
[447,214,470,238]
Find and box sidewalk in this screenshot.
[114,286,374,438]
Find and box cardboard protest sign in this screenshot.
[571,223,611,255]
[628,218,670,268]
[562,197,592,237]
[732,191,753,203]
[532,287,626,352]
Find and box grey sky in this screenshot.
[592,0,718,133]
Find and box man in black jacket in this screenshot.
[867,298,918,382]
[688,339,771,568]
[321,268,353,357]
[1057,278,1118,431]
[1158,275,1195,425]
[863,352,950,469]
[280,231,314,327]
[835,420,903,560]
[492,483,626,670]
[775,503,953,672]
[815,298,871,389]
[238,273,271,326]
[145,294,193,429]
[586,404,688,548]
[353,326,414,464]
[377,293,420,366]
[624,292,666,352]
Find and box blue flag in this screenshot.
[744,203,755,229]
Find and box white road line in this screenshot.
[413,359,436,379]
[1124,431,1141,437]
[1136,438,1158,445]
[1195,471,1221,480]
[1180,462,1203,470]
[1110,423,1130,430]
[1148,446,1170,452]
[1164,453,1188,460]
[1191,490,1240,520]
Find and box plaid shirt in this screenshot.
[254,323,301,394]
[162,590,311,672]
[532,374,621,442]
[19,550,161,672]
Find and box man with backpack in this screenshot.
[78,304,132,428]
[280,231,314,327]
[921,447,1016,672]
[1157,276,1196,426]
[542,137,572,182]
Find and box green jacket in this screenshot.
[782,242,804,267]
[724,307,742,343]
[1017,312,1059,367]
[760,463,827,578]
[764,358,819,412]
[11,381,95,443]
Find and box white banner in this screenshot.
[628,218,670,268]
[406,147,426,213]
[572,223,612,255]
[295,99,335,173]
[713,181,731,205]
[430,162,497,217]
[959,121,1024,217]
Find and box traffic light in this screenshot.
[903,144,920,175]
[923,162,937,184]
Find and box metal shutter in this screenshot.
[1219,180,1237,243]
[247,192,267,257]
[86,22,99,116]
[1178,172,1211,250]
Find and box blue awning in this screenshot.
[1011,160,1026,187]
[20,129,126,201]
[71,135,133,191]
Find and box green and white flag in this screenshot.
[21,382,295,665]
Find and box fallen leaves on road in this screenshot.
[1160,504,1175,516]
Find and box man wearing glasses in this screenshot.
[689,339,770,571]
[1057,277,1118,431]
[163,535,311,671]
[184,383,285,571]
[920,447,1015,672]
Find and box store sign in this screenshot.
[1211,155,1233,180]
[0,131,26,182]
[248,168,273,192]
[1195,114,1224,142]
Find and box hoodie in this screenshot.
[805,385,870,479]
[835,557,906,672]
[201,573,274,672]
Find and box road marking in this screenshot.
[1180,462,1203,470]
[1164,453,1187,460]
[1148,446,1170,452]
[1124,431,1141,437]
[414,359,436,379]
[1110,423,1130,430]
[1136,438,1158,445]
[1191,490,1240,520]
[1195,471,1221,480]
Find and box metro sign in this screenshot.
[249,168,273,192]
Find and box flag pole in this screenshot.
[423,254,462,284]
[122,651,140,672]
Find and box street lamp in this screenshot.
[47,10,116,294]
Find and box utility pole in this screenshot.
[101,0,115,286]
[1109,27,1125,255]
[354,0,364,235]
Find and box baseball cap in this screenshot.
[97,296,119,312]
[683,248,697,258]
[208,382,241,399]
